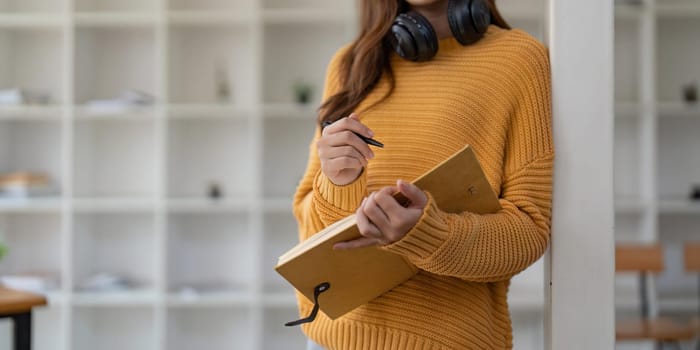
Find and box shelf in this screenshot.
[167,104,251,120]
[656,3,700,19]
[262,9,348,23]
[168,11,251,26]
[615,102,640,118]
[508,286,545,311]
[167,212,253,293]
[74,26,157,105]
[262,308,308,349]
[74,13,158,27]
[614,116,643,201]
[0,105,63,120]
[74,0,157,16]
[657,17,700,103]
[72,198,155,212]
[658,102,700,118]
[658,199,700,214]
[72,213,157,294]
[261,212,299,293]
[261,292,296,308]
[615,197,651,214]
[166,307,253,350]
[263,21,346,105]
[0,27,66,105]
[169,0,253,12]
[168,23,253,105]
[167,118,253,198]
[72,307,155,350]
[166,290,252,307]
[0,213,63,291]
[499,6,544,21]
[74,105,157,120]
[0,14,64,28]
[0,0,64,14]
[263,103,318,120]
[72,289,158,307]
[614,18,641,104]
[167,197,249,213]
[657,116,700,200]
[262,197,293,213]
[0,119,63,196]
[73,118,157,198]
[0,198,62,212]
[614,3,644,20]
[263,118,315,198]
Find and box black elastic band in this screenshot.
[285,282,331,327]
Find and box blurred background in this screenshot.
[0,0,698,349]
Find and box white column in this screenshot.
[544,0,616,349]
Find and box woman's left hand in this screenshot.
[334,180,428,250]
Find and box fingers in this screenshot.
[334,236,378,250]
[397,179,428,209]
[323,131,374,161]
[320,145,368,167]
[372,186,404,219]
[362,192,390,232]
[356,198,383,239]
[322,114,374,139]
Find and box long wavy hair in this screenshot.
[319,0,510,124]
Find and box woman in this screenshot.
[293,0,553,348]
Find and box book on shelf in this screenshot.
[0,272,60,294]
[275,145,502,324]
[0,172,57,199]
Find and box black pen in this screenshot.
[322,121,384,148]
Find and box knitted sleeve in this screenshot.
[293,46,368,241]
[382,38,554,283]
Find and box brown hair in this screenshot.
[319,0,510,125]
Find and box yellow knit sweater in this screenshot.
[292,25,553,350]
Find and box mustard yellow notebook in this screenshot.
[275,145,501,323]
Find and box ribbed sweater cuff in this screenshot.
[313,170,367,219]
[382,193,454,261]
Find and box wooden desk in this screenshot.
[0,288,47,350]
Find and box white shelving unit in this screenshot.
[0,0,563,349]
[613,0,700,333]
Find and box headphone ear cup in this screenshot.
[391,12,438,62]
[448,0,491,46]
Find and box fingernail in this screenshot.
[369,151,375,159]
[368,130,374,137]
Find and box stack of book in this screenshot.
[0,88,50,106]
[0,172,56,199]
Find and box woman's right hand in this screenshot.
[317,114,375,186]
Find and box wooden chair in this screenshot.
[684,243,700,349]
[616,244,696,350]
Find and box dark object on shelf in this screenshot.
[215,63,231,103]
[208,182,222,200]
[293,82,313,105]
[683,83,698,104]
[691,185,700,201]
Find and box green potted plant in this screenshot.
[0,241,7,262]
[293,81,313,105]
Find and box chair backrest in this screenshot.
[616,244,664,273]
[684,242,700,272]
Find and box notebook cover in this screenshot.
[275,145,501,320]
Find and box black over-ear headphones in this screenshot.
[389,0,492,62]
